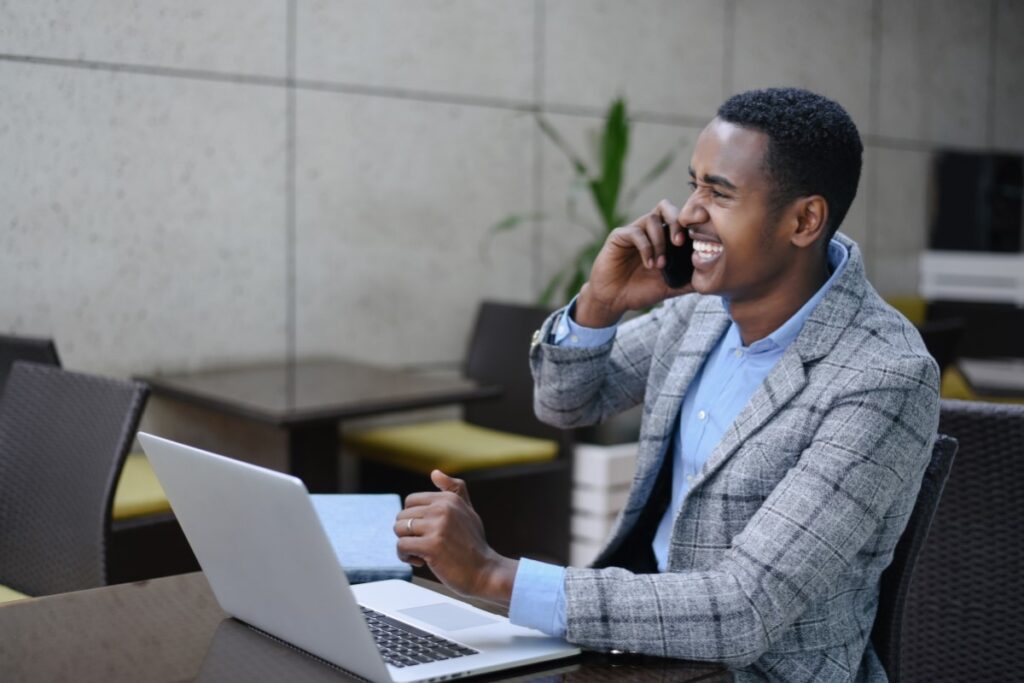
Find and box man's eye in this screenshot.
[712,190,728,199]
[687,181,698,191]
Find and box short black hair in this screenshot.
[717,87,863,239]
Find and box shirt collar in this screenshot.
[724,238,850,354]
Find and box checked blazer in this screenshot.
[529,234,940,682]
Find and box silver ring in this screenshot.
[406,518,414,534]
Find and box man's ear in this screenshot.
[791,195,828,248]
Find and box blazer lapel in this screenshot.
[604,234,870,553]
[625,297,730,510]
[691,233,869,488]
[692,348,808,488]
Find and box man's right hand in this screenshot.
[575,199,694,327]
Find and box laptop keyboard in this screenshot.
[359,605,478,669]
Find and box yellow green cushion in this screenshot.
[343,420,559,475]
[113,453,172,520]
[0,583,29,604]
[885,295,928,326]
[942,366,1024,404]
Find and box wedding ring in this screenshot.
[406,518,415,534]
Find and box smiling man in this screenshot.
[396,88,940,682]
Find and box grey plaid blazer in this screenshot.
[529,234,940,682]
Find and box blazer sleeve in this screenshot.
[529,298,691,429]
[560,353,941,666]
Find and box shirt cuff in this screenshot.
[508,558,568,638]
[552,295,618,348]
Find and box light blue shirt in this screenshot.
[509,240,849,637]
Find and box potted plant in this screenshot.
[492,99,686,444]
[492,98,685,308]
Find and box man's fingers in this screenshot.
[656,199,683,245]
[431,470,471,504]
[397,536,433,563]
[644,213,667,268]
[404,491,445,508]
[610,226,655,269]
[394,516,422,538]
[399,553,425,567]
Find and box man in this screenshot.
[395,88,940,681]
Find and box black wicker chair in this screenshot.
[901,400,1024,682]
[0,335,198,584]
[871,435,958,682]
[0,333,60,390]
[0,362,147,597]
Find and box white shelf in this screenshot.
[919,251,1024,306]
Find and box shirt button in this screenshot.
[570,335,579,343]
[697,410,707,421]
[686,474,695,484]
[734,349,743,358]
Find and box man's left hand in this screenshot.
[395,470,518,607]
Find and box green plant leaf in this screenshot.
[487,213,543,235]
[535,114,589,176]
[622,135,687,210]
[486,97,678,307]
[480,212,544,262]
[585,128,603,169]
[538,268,569,307]
[589,98,629,232]
[555,240,603,305]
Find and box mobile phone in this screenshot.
[660,222,695,288]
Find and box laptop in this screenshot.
[138,433,579,683]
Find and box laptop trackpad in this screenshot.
[398,603,498,632]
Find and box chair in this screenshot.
[900,400,1024,682]
[0,334,197,583]
[347,301,574,564]
[0,333,60,390]
[0,363,147,600]
[871,435,958,682]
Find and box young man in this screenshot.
[395,88,940,681]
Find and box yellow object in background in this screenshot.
[885,295,928,326]
[0,583,29,604]
[112,453,172,520]
[941,366,1024,404]
[344,419,559,475]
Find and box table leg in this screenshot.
[287,422,339,493]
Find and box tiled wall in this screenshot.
[2,0,1021,377]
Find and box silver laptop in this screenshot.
[138,433,579,683]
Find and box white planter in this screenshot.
[570,441,639,566]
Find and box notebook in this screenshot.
[310,494,412,583]
[138,433,579,683]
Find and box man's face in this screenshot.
[678,118,797,304]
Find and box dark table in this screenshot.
[0,573,730,682]
[138,358,500,492]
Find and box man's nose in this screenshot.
[677,192,708,228]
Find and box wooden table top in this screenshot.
[0,572,730,682]
[138,358,500,427]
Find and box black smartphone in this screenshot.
[660,222,695,288]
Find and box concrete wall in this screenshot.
[3,0,1022,378]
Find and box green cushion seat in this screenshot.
[343,419,559,475]
[112,453,172,520]
[0,583,29,604]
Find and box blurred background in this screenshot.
[3,4,1023,676]
[3,0,1021,377]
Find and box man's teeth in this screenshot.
[693,240,723,257]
